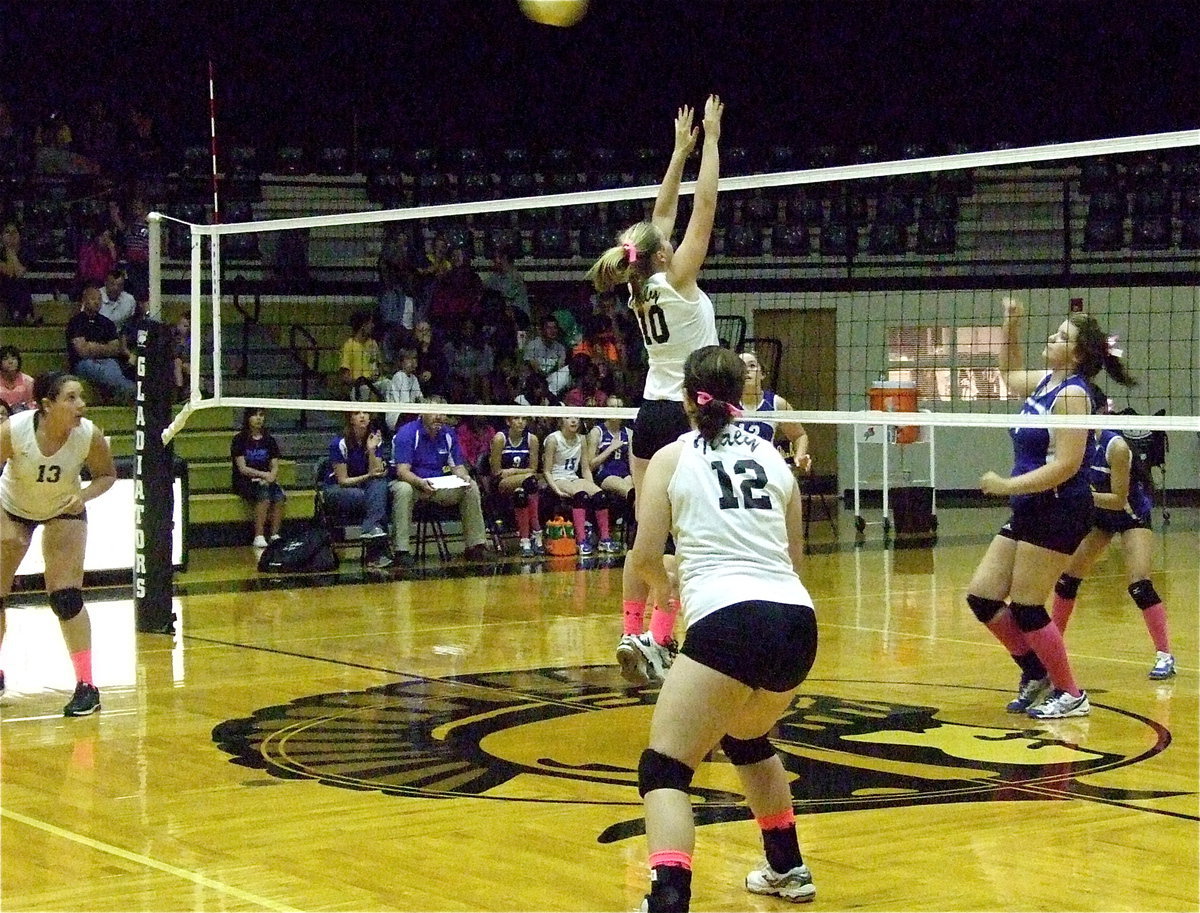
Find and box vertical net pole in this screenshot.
[133,313,176,632]
[210,234,223,402]
[190,230,203,402]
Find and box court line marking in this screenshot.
[0,807,303,912]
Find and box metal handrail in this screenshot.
[229,276,259,378]
[287,323,320,429]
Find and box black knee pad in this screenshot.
[1128,579,1162,611]
[1010,601,1051,632]
[571,490,590,508]
[591,490,608,512]
[1055,574,1083,599]
[637,749,695,797]
[520,475,539,495]
[49,588,84,621]
[967,594,1004,625]
[720,734,775,767]
[512,488,529,508]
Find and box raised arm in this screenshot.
[651,105,698,240]
[667,94,723,296]
[998,296,1046,401]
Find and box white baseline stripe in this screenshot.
[1,807,302,913]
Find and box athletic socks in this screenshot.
[757,808,803,874]
[649,598,680,646]
[70,649,93,686]
[623,600,646,637]
[647,852,692,913]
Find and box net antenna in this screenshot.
[158,126,1200,446]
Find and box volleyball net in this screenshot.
[153,129,1200,493]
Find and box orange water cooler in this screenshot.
[868,380,919,444]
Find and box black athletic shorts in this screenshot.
[1094,507,1152,535]
[4,506,88,533]
[681,600,818,693]
[999,492,1092,555]
[632,399,690,459]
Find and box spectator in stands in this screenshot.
[444,317,495,403]
[123,104,167,179]
[76,99,122,176]
[563,353,607,410]
[34,110,98,175]
[173,314,192,400]
[415,234,451,312]
[376,271,417,365]
[0,346,36,413]
[523,315,570,395]
[384,347,423,432]
[99,268,135,331]
[478,290,522,368]
[428,245,483,325]
[76,225,118,293]
[322,410,390,543]
[456,414,497,476]
[121,197,150,302]
[0,221,38,326]
[389,396,491,566]
[482,243,531,322]
[413,320,448,396]
[339,310,386,401]
[66,282,134,402]
[230,407,287,548]
[377,224,414,291]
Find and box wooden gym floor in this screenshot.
[2,504,1197,912]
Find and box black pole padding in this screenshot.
[134,321,176,634]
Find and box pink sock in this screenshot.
[648,850,692,871]
[623,600,646,636]
[1023,624,1080,695]
[985,609,1030,656]
[649,598,679,645]
[1141,603,1171,654]
[757,808,795,831]
[514,504,531,538]
[595,508,611,541]
[571,507,587,543]
[70,649,93,685]
[1052,594,1076,632]
[528,494,541,533]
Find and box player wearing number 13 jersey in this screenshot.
[588,96,725,678]
[0,372,117,718]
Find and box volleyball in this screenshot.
[518,0,589,27]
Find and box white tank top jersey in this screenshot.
[0,410,96,521]
[546,429,585,481]
[667,426,812,627]
[639,272,719,401]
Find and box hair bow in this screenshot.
[695,390,743,418]
[1106,334,1123,359]
[620,240,638,263]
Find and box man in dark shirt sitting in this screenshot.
[388,395,490,566]
[66,282,135,401]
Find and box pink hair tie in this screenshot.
[621,240,638,263]
[695,390,743,418]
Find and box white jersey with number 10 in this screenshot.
[638,272,718,401]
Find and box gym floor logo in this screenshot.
[212,666,1185,841]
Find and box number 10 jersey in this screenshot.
[639,272,718,401]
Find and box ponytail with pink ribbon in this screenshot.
[695,390,743,418]
[621,240,638,263]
